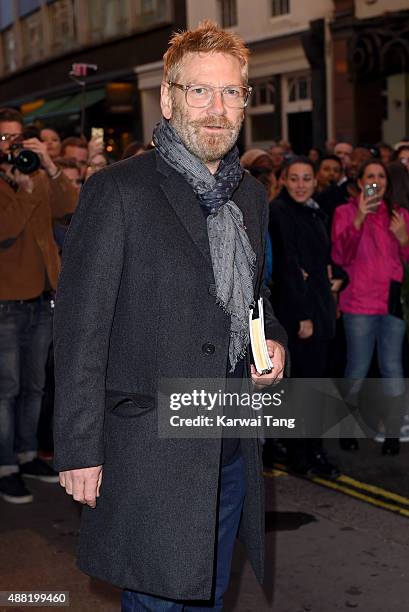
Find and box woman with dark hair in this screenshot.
[40,127,62,160]
[332,159,409,455]
[269,156,339,477]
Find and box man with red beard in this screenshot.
[53,20,287,611]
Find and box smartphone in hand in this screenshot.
[364,183,381,210]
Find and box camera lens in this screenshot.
[14,149,41,174]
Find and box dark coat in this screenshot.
[314,180,351,229]
[53,150,287,600]
[269,189,336,340]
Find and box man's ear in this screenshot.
[160,82,173,120]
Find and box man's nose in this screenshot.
[208,90,226,115]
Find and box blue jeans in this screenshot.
[343,313,406,397]
[121,454,246,612]
[0,298,53,468]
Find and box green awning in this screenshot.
[24,89,105,122]
[24,96,72,121]
[55,88,106,116]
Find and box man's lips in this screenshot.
[201,125,228,130]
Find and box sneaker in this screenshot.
[19,458,59,483]
[0,474,33,504]
[310,451,340,480]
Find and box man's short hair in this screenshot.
[319,154,342,168]
[0,107,24,127]
[55,157,80,170]
[61,137,88,155]
[163,20,249,83]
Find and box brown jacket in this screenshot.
[0,170,78,300]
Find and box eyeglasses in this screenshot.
[0,133,21,142]
[168,82,252,109]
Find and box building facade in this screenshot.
[137,0,334,154]
[0,0,187,154]
[332,0,409,146]
[0,0,407,154]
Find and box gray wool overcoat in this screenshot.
[53,150,287,601]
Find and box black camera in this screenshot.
[0,145,40,175]
[0,126,41,174]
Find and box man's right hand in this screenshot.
[4,166,34,193]
[59,465,103,508]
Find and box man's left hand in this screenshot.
[23,137,57,177]
[251,339,285,388]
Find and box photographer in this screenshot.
[0,107,77,503]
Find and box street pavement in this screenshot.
[1,442,409,611]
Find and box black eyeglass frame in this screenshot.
[0,133,22,142]
[167,81,253,109]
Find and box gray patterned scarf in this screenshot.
[153,118,256,371]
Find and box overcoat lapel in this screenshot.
[156,153,212,265]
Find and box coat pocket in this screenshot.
[105,389,155,418]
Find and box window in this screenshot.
[2,27,17,72]
[88,0,105,41]
[141,0,156,13]
[283,73,312,147]
[217,0,237,28]
[21,10,44,64]
[88,0,128,41]
[49,0,75,53]
[247,77,277,146]
[287,74,311,103]
[250,78,276,108]
[134,0,171,28]
[271,0,290,17]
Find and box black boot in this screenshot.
[340,437,359,451]
[381,393,406,457]
[309,439,340,480]
[286,439,314,477]
[382,438,400,456]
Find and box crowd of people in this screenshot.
[0,107,153,504]
[242,137,409,476]
[1,101,409,504]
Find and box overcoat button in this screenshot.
[208,284,217,296]
[202,343,215,354]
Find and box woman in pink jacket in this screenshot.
[332,159,409,455]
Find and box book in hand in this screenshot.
[249,298,273,375]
